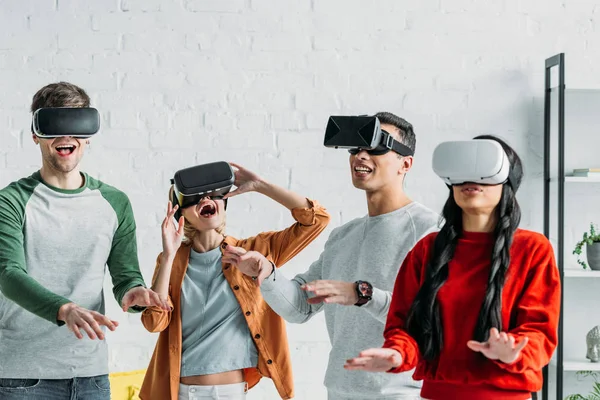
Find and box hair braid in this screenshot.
[406,194,462,361]
[473,183,521,341]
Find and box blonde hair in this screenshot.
[169,186,226,244]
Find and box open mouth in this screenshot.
[354,165,373,176]
[55,144,76,157]
[199,203,217,218]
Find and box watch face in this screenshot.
[358,282,371,296]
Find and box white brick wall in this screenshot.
[2,0,600,398]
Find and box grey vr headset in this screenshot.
[432,139,519,189]
[170,161,235,220]
[32,107,101,139]
[323,115,414,156]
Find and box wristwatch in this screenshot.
[354,280,373,307]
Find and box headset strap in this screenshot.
[381,130,414,156]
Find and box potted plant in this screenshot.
[565,371,600,399]
[573,223,600,270]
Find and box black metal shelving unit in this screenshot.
[543,52,565,400]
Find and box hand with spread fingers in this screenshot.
[222,244,274,286]
[162,201,185,257]
[223,162,265,199]
[58,302,119,340]
[121,286,170,312]
[301,280,358,306]
[466,327,529,364]
[343,348,403,372]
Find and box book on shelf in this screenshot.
[572,168,600,177]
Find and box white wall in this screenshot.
[1,0,600,399]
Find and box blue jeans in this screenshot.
[0,375,110,400]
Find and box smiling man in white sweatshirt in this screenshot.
[230,111,440,400]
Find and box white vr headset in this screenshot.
[432,139,517,187]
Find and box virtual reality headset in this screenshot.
[432,139,518,188]
[323,115,414,157]
[32,107,101,139]
[170,161,235,220]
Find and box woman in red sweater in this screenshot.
[344,135,560,400]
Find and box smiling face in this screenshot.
[32,135,87,174]
[181,197,226,233]
[349,123,413,193]
[452,182,503,215]
[30,82,92,176]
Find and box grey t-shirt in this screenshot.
[180,247,258,377]
[261,201,439,399]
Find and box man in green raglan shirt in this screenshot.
[0,82,167,399]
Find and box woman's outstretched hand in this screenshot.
[467,327,529,364]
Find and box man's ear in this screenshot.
[32,134,39,145]
[399,156,413,174]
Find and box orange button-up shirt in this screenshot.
[139,199,330,400]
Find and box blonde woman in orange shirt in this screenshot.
[139,161,330,400]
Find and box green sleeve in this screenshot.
[0,180,72,325]
[99,185,147,313]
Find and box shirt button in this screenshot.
[245,311,251,316]
[233,285,239,290]
[267,359,273,364]
[254,334,260,339]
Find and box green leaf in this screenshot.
[565,395,586,400]
[567,371,600,399]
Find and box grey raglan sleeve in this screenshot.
[260,251,326,324]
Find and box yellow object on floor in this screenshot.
[109,369,146,400]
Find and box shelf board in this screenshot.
[564,269,600,277]
[549,176,600,182]
[551,357,600,371]
[566,176,600,182]
[565,358,600,371]
[550,87,600,94]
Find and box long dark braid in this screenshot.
[406,134,523,360]
[405,194,462,360]
[473,168,521,341]
[473,134,522,341]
